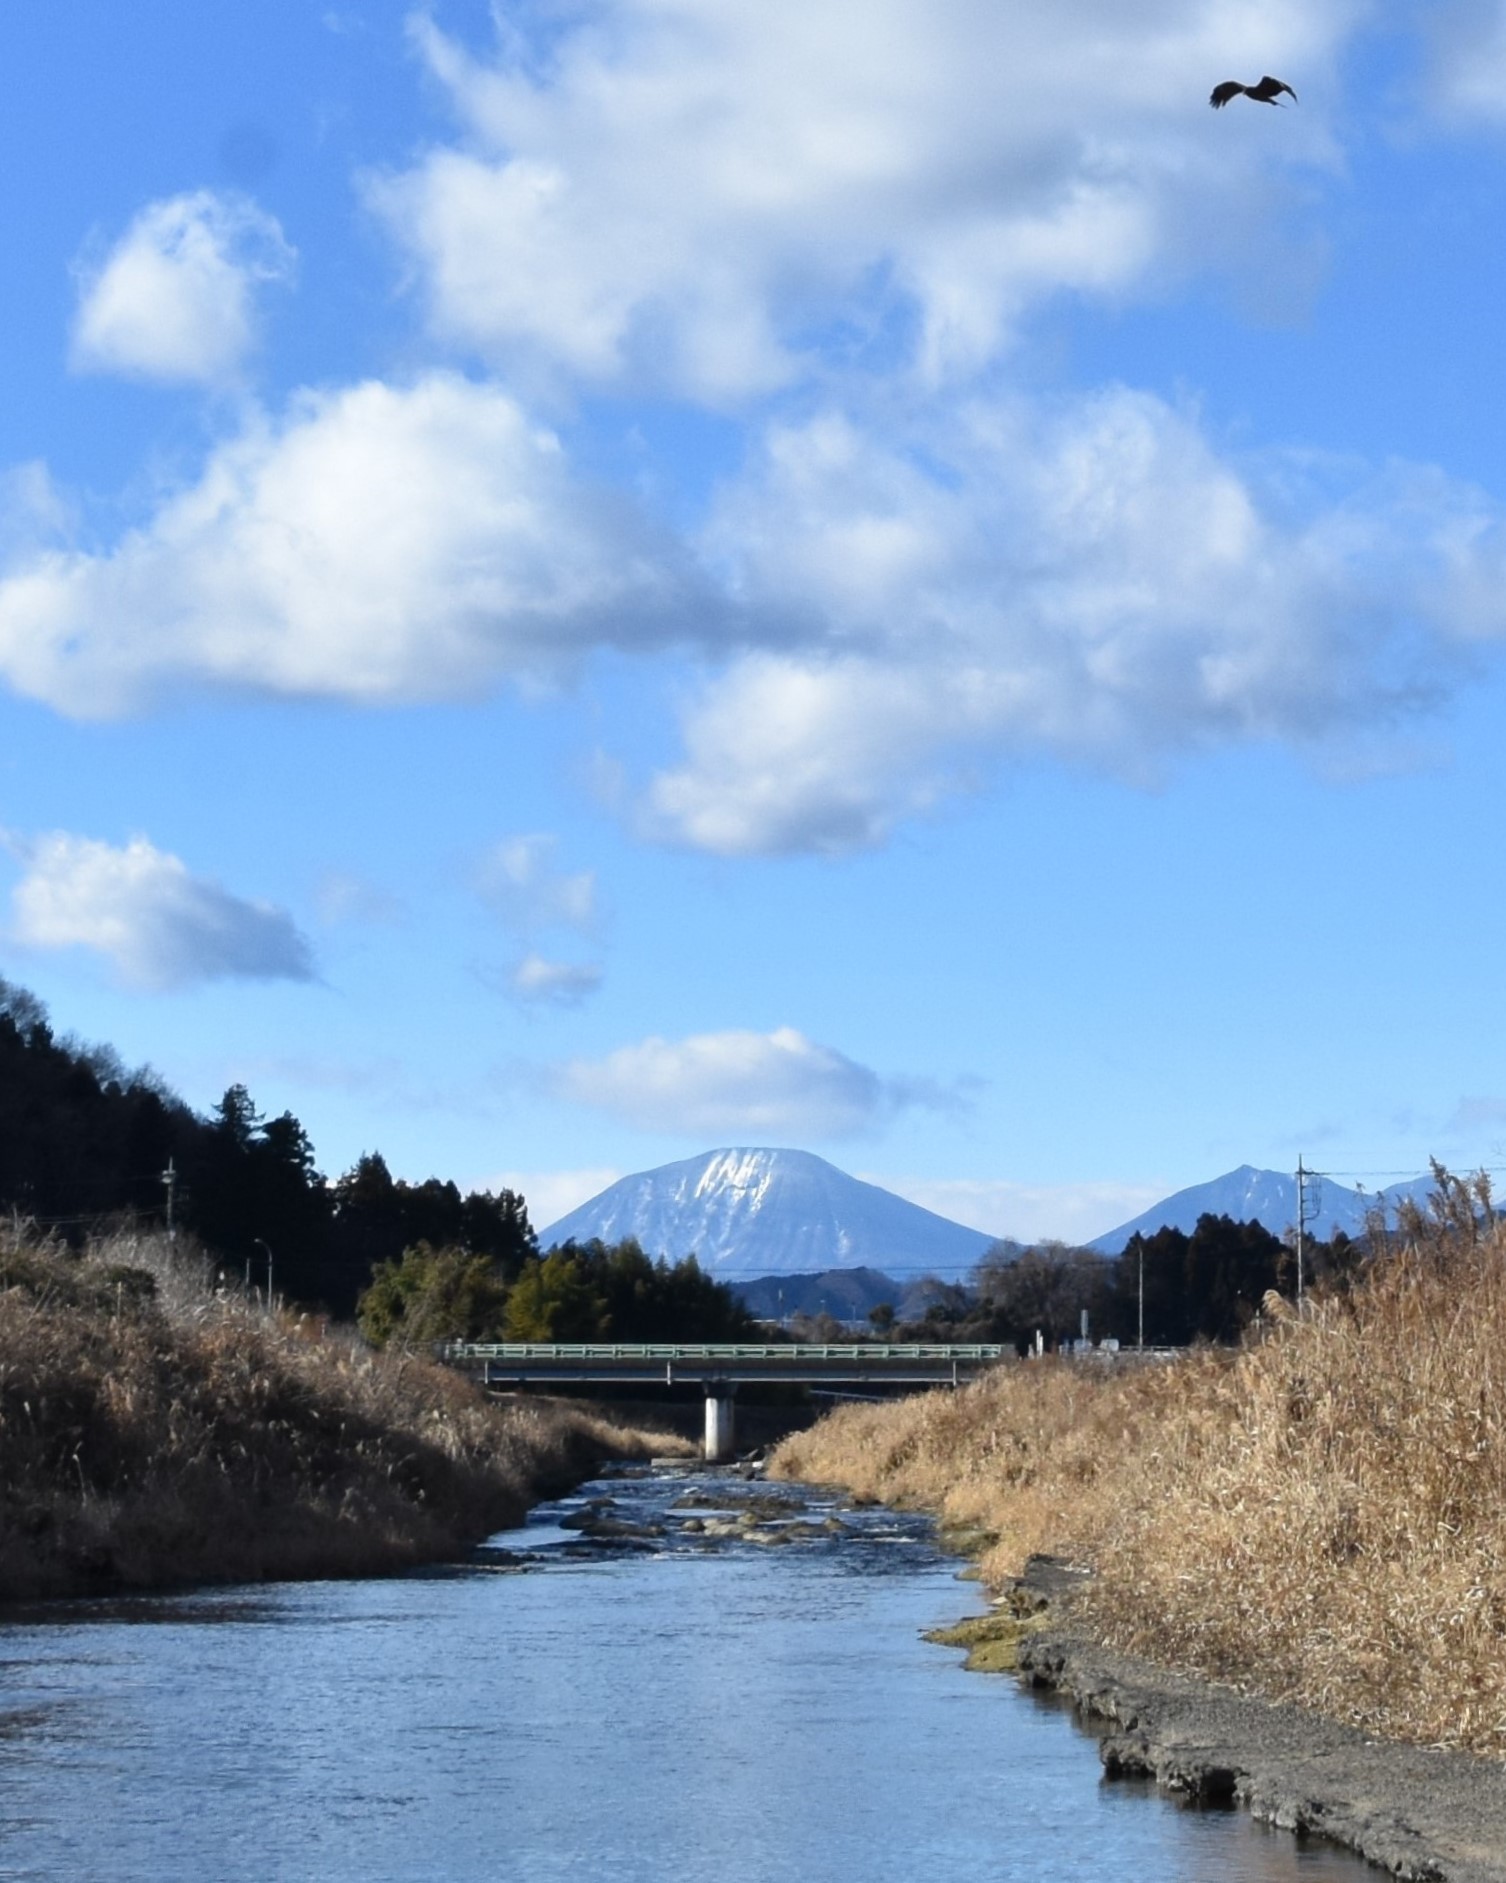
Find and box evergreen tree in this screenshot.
[357,1241,509,1348]
[1115,1214,1286,1345]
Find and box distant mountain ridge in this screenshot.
[1088,1164,1437,1255]
[538,1148,995,1280]
[728,1266,950,1325]
[539,1148,1442,1285]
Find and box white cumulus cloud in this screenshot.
[550,1024,959,1137]
[71,190,295,385]
[645,389,1506,853]
[5,831,314,991]
[373,0,1349,397]
[0,373,715,718]
[6,369,1506,854]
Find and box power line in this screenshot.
[1318,1166,1506,1180]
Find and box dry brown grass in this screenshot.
[772,1194,1506,1755]
[0,1227,686,1601]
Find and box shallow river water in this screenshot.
[0,1465,1379,1882]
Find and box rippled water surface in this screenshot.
[0,1467,1378,1881]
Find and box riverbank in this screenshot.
[769,1189,1506,1870]
[773,1192,1506,1754]
[1005,1555,1506,1883]
[0,1228,690,1601]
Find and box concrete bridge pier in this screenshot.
[704,1384,737,1463]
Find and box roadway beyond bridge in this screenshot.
[442,1342,1008,1461]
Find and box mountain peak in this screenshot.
[1089,1164,1436,1255]
[538,1147,994,1280]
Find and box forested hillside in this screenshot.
[0,977,532,1319]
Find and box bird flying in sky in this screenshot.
[1210,75,1297,109]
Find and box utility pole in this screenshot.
[1295,1157,1321,1306]
[161,1157,177,1243]
[1137,1238,1144,1351]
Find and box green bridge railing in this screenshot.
[443,1342,1009,1364]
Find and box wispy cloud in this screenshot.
[1419,1,1506,125]
[475,833,604,1005]
[477,1165,625,1232]
[71,190,295,385]
[507,952,604,1007]
[1445,1095,1506,1137]
[550,1024,966,1138]
[4,831,314,991]
[314,871,405,927]
[868,1173,1168,1247]
[476,833,599,935]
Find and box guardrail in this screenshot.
[443,1342,1008,1363]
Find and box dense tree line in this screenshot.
[0,978,532,1320]
[923,1213,1366,1351]
[0,980,195,1229]
[1113,1215,1291,1345]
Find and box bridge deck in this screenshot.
[445,1341,1008,1388]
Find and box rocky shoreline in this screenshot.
[1006,1557,1506,1883]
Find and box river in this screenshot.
[0,1464,1378,1881]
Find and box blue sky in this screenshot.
[6,0,1506,1246]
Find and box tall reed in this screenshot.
[0,1226,684,1600]
[773,1196,1506,1753]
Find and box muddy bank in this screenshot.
[1006,1557,1506,1883]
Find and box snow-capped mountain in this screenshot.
[538,1150,1444,1279]
[537,1147,995,1281]
[1088,1165,1437,1255]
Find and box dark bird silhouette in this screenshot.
[1210,75,1297,109]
